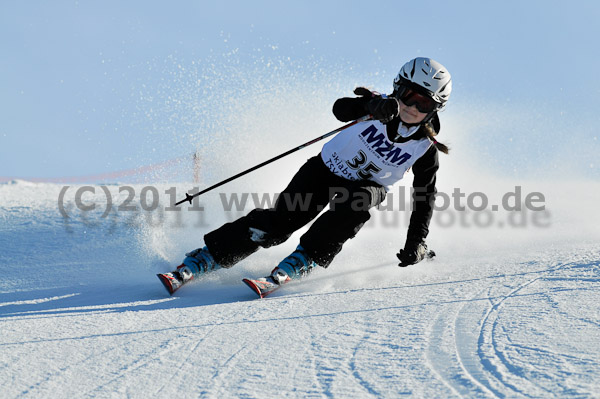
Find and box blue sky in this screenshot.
[1,0,598,180]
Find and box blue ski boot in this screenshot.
[177,246,221,282]
[270,245,317,285]
[157,246,221,295]
[242,245,318,298]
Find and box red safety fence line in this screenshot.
[0,152,201,184]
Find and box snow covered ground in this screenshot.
[3,1,600,397]
[1,173,599,398]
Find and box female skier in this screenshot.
[160,57,452,294]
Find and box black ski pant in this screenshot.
[204,155,387,268]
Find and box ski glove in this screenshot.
[367,96,399,124]
[354,86,377,98]
[354,87,400,123]
[397,240,431,267]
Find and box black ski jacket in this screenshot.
[331,95,439,245]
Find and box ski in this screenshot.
[157,272,187,295]
[242,276,284,298]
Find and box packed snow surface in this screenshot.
[1,173,599,398]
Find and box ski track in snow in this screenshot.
[1,182,600,398]
[426,259,600,399]
[2,257,600,398]
[3,258,600,398]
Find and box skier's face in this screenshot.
[398,101,427,124]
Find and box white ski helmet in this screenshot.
[393,57,452,106]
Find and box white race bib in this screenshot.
[320,120,432,191]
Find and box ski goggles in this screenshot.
[396,88,440,113]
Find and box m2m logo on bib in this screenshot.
[358,124,412,166]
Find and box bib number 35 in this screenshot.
[346,150,382,179]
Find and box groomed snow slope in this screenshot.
[1,178,599,398]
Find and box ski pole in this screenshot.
[175,114,372,206]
